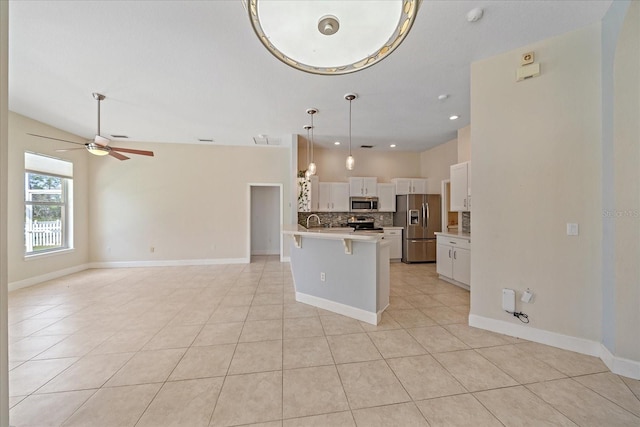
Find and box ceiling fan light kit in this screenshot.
[248,0,419,75]
[27,93,154,161]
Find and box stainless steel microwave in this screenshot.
[350,197,379,213]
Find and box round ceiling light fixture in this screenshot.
[466,8,484,23]
[248,0,419,75]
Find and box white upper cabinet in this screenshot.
[450,162,471,211]
[391,178,428,195]
[318,182,350,212]
[349,177,378,197]
[377,183,396,212]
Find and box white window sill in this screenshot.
[24,248,75,261]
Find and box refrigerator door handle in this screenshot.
[425,202,430,230]
[422,203,426,228]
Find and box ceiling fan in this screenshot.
[27,92,154,161]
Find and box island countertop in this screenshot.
[282,224,384,242]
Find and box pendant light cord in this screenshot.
[348,98,352,156]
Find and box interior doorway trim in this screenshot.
[247,183,284,262]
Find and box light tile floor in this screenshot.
[7,256,640,426]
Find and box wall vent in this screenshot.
[360,145,374,149]
[110,134,129,139]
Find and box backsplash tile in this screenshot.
[298,212,393,228]
[462,211,471,233]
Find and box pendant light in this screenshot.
[303,124,312,179]
[306,108,318,176]
[345,93,357,170]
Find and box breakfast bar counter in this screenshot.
[282,225,390,325]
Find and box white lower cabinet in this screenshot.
[383,228,403,260]
[436,235,471,287]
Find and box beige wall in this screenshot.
[613,1,640,361]
[89,142,291,263]
[419,138,458,194]
[457,125,471,163]
[470,24,603,341]
[297,143,422,182]
[8,112,91,284]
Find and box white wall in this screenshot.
[1,0,9,422]
[89,142,291,264]
[298,143,422,183]
[457,125,471,163]
[8,113,91,284]
[612,0,639,362]
[419,138,457,194]
[470,24,603,343]
[251,186,280,256]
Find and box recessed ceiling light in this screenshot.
[449,115,459,120]
[334,141,341,145]
[390,144,396,148]
[438,94,449,101]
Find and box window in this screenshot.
[24,152,73,255]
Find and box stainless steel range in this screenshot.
[347,216,384,233]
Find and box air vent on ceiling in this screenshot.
[198,138,214,143]
[253,135,281,145]
[110,134,129,139]
[360,145,374,149]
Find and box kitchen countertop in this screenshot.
[435,230,471,240]
[282,224,384,241]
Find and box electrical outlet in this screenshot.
[150,246,155,253]
[320,272,326,282]
[521,289,534,303]
[502,288,515,312]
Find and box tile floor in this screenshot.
[7,256,640,426]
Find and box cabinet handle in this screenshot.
[332,202,334,209]
[454,250,457,260]
[449,249,451,258]
[464,199,467,208]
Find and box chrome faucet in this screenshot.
[306,214,321,229]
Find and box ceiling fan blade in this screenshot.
[109,151,130,161]
[27,133,85,146]
[94,135,110,146]
[55,147,86,152]
[110,147,154,157]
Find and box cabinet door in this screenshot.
[349,177,363,196]
[318,182,332,212]
[331,183,350,211]
[411,179,428,194]
[392,179,411,195]
[309,176,319,211]
[450,162,469,211]
[377,184,396,212]
[452,247,471,285]
[436,244,453,277]
[363,177,378,196]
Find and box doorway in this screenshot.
[249,184,282,260]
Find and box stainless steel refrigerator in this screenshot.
[394,194,441,263]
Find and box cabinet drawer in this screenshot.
[436,235,471,250]
[384,230,402,236]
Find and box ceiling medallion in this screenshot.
[248,0,419,75]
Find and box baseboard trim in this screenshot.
[9,263,91,292]
[280,256,291,263]
[469,314,640,380]
[600,344,640,380]
[89,258,249,269]
[296,292,378,325]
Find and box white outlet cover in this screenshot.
[502,288,516,312]
[566,223,579,236]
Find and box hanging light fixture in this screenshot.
[303,124,312,179]
[307,108,318,176]
[345,93,357,170]
[248,0,419,75]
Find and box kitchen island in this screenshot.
[282,225,390,325]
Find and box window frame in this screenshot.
[24,153,74,257]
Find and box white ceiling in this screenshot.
[9,0,612,152]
